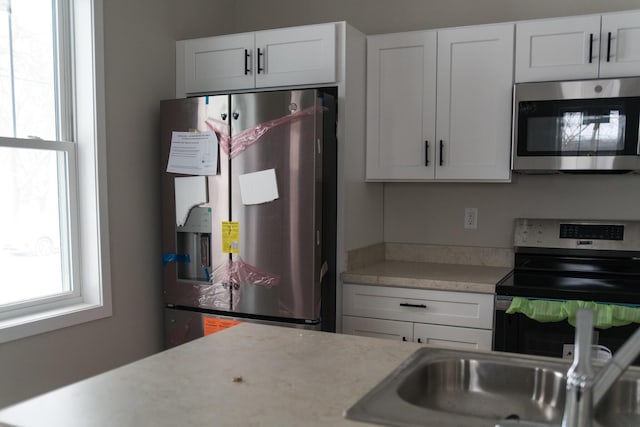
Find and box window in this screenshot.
[0,0,111,342]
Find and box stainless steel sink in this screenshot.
[345,348,640,427]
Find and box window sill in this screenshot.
[0,301,112,344]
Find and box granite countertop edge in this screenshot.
[341,260,513,294]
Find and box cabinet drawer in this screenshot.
[343,284,494,329]
[342,315,413,342]
[413,323,493,351]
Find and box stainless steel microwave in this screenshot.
[512,77,640,173]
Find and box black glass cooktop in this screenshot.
[496,253,640,304]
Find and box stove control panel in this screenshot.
[559,224,624,241]
[514,219,640,251]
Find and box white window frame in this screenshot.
[0,0,111,343]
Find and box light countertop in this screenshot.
[0,323,422,427]
[342,260,512,294]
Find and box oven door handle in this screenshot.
[495,297,513,311]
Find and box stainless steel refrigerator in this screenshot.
[160,88,337,348]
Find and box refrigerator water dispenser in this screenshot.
[176,206,212,281]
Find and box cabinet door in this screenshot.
[515,16,601,82]
[435,24,514,181]
[365,31,437,180]
[600,11,640,78]
[255,24,336,88]
[413,323,493,351]
[342,315,413,342]
[182,33,255,93]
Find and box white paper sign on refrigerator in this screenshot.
[238,169,279,205]
[167,131,218,175]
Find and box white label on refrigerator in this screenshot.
[238,169,279,205]
[167,131,218,175]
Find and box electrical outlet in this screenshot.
[464,208,478,229]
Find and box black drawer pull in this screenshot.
[439,140,444,166]
[400,303,427,309]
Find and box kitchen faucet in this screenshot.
[562,308,640,427]
[496,308,640,427]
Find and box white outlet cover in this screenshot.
[464,208,478,229]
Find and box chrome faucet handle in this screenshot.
[498,309,640,427]
[562,308,595,427]
[593,323,640,406]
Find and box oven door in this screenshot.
[512,78,640,172]
[493,296,640,365]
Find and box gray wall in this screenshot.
[2,0,639,410]
[0,0,233,410]
[229,0,640,249]
[385,174,640,248]
[228,0,640,33]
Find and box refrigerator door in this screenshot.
[229,90,323,321]
[161,96,232,310]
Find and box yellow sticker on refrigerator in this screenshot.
[221,221,240,253]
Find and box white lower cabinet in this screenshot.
[413,323,492,350]
[342,284,494,350]
[342,316,413,342]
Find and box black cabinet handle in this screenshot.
[400,303,427,309]
[607,32,612,62]
[425,140,429,166]
[588,33,594,63]
[402,336,407,342]
[439,140,444,166]
[244,49,250,75]
[257,48,264,74]
[417,338,423,344]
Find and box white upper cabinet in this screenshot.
[600,11,640,78]
[255,25,336,88]
[366,31,437,180]
[515,11,640,82]
[366,24,514,181]
[183,33,255,93]
[435,24,514,181]
[179,23,336,94]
